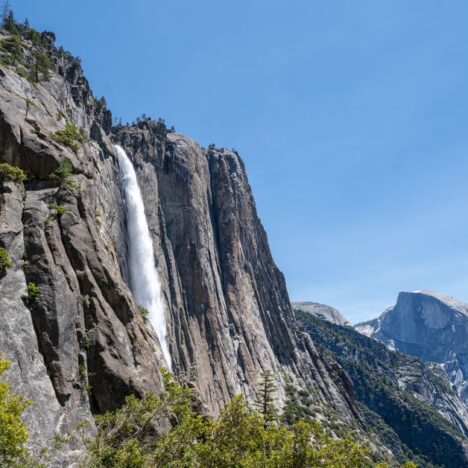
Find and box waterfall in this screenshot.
[115,145,172,369]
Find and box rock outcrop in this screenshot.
[292,301,350,326]
[356,291,468,404]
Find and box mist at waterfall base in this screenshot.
[115,145,172,369]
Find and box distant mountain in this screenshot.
[295,309,468,467]
[291,301,350,326]
[355,291,468,404]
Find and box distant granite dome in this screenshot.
[355,291,468,404]
[292,302,350,326]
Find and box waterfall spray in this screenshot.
[115,145,172,369]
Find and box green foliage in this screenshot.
[84,370,371,467]
[282,382,318,425]
[51,124,86,152]
[49,203,68,216]
[48,157,73,182]
[67,179,80,190]
[0,35,22,65]
[295,310,466,467]
[0,357,31,465]
[254,370,278,425]
[0,163,27,184]
[27,282,39,303]
[29,49,52,83]
[81,332,91,350]
[138,306,149,321]
[96,96,107,111]
[0,247,11,272]
[24,28,42,46]
[1,3,18,35]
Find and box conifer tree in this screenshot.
[255,370,278,426]
[30,49,52,82]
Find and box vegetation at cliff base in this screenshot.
[0,357,31,466]
[84,369,372,467]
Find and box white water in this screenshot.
[115,145,172,369]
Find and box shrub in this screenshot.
[51,124,86,152]
[0,163,26,184]
[67,179,80,190]
[0,35,23,65]
[27,282,39,303]
[0,357,31,465]
[25,28,42,46]
[49,204,68,216]
[138,306,149,321]
[0,247,11,272]
[48,157,73,182]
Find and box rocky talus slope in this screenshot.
[0,26,362,463]
[295,309,468,467]
[356,291,468,404]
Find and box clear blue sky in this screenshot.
[11,0,468,323]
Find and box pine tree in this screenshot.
[255,370,278,426]
[1,2,18,35]
[1,1,10,24]
[29,49,52,82]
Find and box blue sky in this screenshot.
[11,0,468,323]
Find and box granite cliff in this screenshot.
[356,291,468,405]
[0,24,360,463]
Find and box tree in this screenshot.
[1,1,10,26]
[0,34,22,65]
[255,370,278,426]
[1,3,18,35]
[83,375,373,468]
[29,49,52,82]
[0,357,31,465]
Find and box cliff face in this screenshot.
[296,310,468,467]
[0,27,361,463]
[0,29,165,461]
[112,123,359,418]
[356,291,468,404]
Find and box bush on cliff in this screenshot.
[0,247,11,272]
[0,163,27,184]
[51,124,86,152]
[0,357,31,465]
